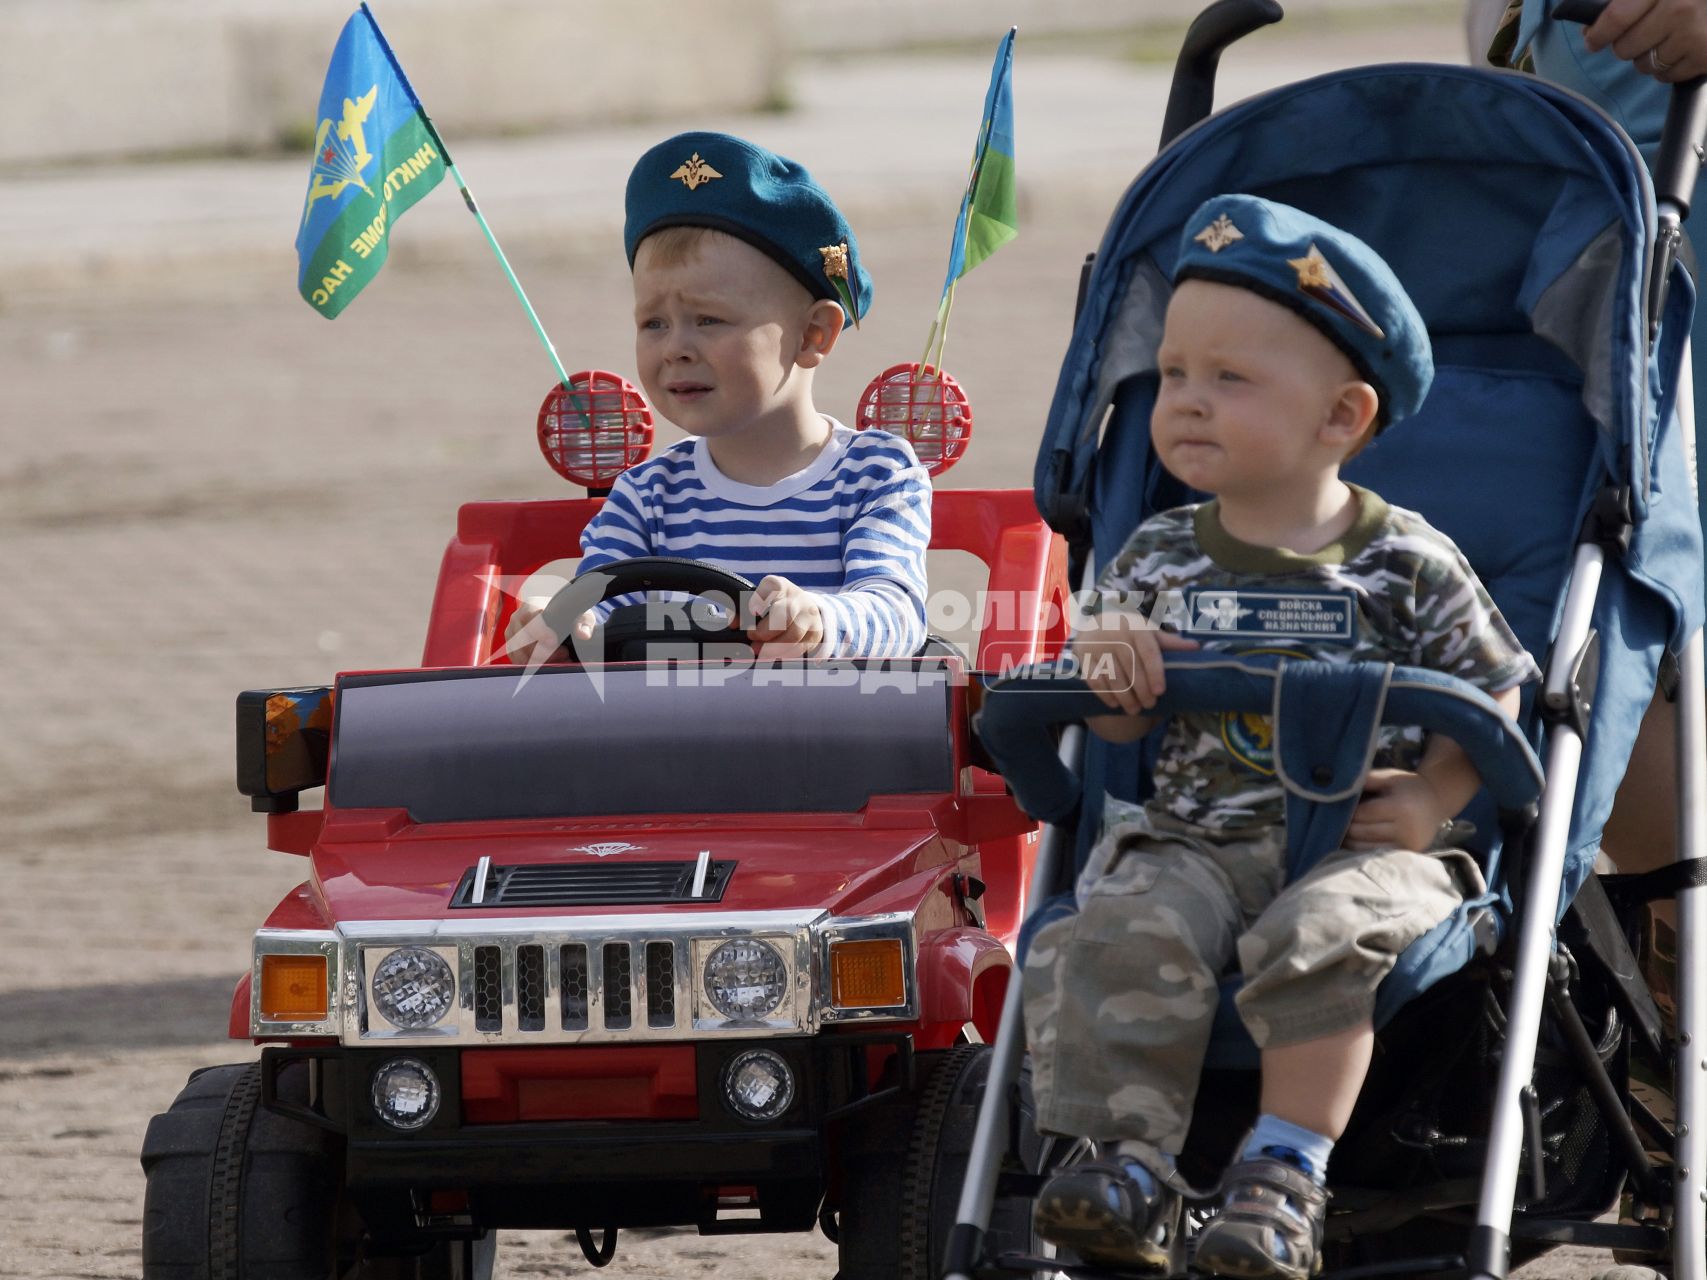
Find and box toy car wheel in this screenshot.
[140,1061,497,1280]
[837,1044,1049,1280]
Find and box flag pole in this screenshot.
[935,280,957,373]
[441,163,571,388]
[359,3,571,389]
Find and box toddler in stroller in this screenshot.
[959,7,1707,1279]
[1022,194,1537,1278]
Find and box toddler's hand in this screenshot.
[1075,611,1200,715]
[749,575,826,660]
[497,595,594,663]
[1346,767,1449,852]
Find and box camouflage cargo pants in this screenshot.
[1022,808,1481,1149]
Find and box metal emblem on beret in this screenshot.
[669,153,723,191]
[819,242,860,328]
[1193,214,1244,253]
[1287,244,1385,340]
[819,243,850,279]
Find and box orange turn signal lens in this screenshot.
[259,954,329,1021]
[830,939,906,1009]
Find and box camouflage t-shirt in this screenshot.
[1093,486,1540,832]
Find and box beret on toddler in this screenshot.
[1173,194,1433,428]
[625,131,872,326]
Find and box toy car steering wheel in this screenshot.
[537,556,758,662]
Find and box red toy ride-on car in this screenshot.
[138,414,1071,1279]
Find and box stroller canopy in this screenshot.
[1033,63,1703,911]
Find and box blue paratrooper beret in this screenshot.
[1173,194,1433,429]
[624,131,872,326]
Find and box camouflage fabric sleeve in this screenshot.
[1409,534,1541,692]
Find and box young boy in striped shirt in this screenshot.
[509,131,931,661]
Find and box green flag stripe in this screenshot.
[969,148,1017,225]
[959,149,1016,278]
[299,111,446,319]
[963,214,1020,277]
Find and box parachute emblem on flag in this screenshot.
[301,85,379,225]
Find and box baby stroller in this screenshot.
[946,1,1707,1277]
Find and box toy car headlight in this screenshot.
[371,1057,441,1130]
[702,938,788,1020]
[370,947,456,1030]
[722,1048,795,1121]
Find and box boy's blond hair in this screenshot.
[635,225,823,315]
[635,224,714,269]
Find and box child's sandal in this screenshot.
[1032,1155,1185,1272]
[1192,1155,1328,1279]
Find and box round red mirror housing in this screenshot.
[854,363,972,478]
[537,371,654,489]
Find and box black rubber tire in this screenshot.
[140,1061,495,1280]
[834,1044,1044,1280]
[835,1056,930,1280]
[142,1064,254,1280]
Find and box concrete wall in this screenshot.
[786,0,1432,53]
[0,0,784,167]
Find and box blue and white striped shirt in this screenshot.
[579,420,931,657]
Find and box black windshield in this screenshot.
[329,664,955,823]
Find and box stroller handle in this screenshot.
[975,654,1544,827]
[1161,0,1284,149]
[1550,0,1707,221]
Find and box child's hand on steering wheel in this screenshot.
[497,596,595,664]
[749,575,826,660]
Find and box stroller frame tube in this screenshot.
[942,723,1085,1280]
[1672,339,1706,1280]
[1472,545,1604,1277]
[1675,626,1706,1280]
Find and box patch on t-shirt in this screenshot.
[1215,644,1311,775]
[1182,587,1358,642]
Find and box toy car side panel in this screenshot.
[423,497,602,667]
[918,926,1014,1045]
[930,488,1071,669]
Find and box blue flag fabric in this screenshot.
[295,4,447,317]
[939,28,1018,302]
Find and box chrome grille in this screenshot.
[604,942,633,1029]
[474,946,503,1031]
[517,945,546,1031]
[341,909,836,1047]
[645,942,675,1027]
[561,943,589,1030]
